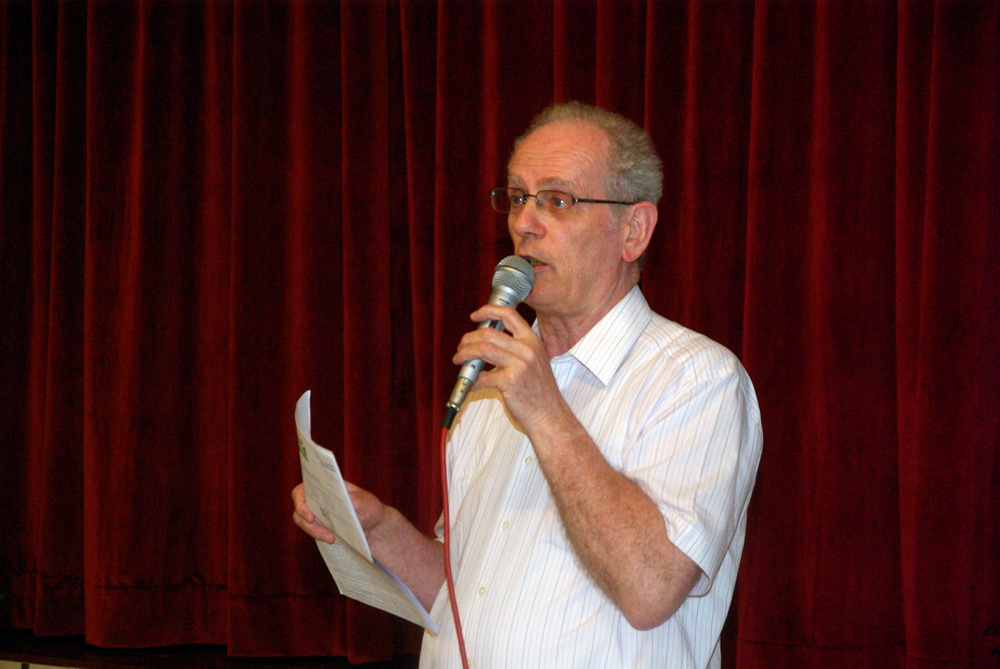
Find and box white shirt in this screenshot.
[420,286,762,669]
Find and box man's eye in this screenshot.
[550,195,570,208]
[510,193,526,205]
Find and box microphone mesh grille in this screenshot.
[492,255,535,302]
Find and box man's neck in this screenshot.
[537,282,637,358]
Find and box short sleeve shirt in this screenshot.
[420,286,763,669]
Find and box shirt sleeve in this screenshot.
[622,350,762,597]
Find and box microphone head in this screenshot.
[493,255,535,302]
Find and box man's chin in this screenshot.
[524,287,552,312]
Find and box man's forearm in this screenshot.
[527,404,700,630]
[366,505,446,611]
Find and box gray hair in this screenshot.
[511,101,663,206]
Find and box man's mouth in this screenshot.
[522,256,544,268]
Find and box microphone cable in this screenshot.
[440,425,470,669]
[438,256,533,669]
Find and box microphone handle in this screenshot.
[443,285,522,426]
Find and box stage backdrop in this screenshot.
[1,1,997,666]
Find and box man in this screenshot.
[293,101,762,668]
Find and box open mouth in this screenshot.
[522,256,544,268]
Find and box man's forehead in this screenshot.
[506,175,578,191]
[507,119,610,188]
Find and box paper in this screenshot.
[296,390,438,634]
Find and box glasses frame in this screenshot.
[490,186,638,215]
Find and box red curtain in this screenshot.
[1,1,997,666]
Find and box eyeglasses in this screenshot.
[490,187,637,218]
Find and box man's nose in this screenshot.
[509,199,545,237]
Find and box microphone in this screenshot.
[442,255,535,429]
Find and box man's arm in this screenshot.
[524,398,701,630]
[292,482,445,610]
[454,306,702,630]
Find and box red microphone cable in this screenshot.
[438,255,533,669]
[440,424,470,669]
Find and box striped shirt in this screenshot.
[420,286,762,668]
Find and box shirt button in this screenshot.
[501,520,511,530]
[477,587,487,596]
[523,455,534,465]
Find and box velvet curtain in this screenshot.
[1,0,997,666]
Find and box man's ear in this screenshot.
[622,202,658,263]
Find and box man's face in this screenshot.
[506,119,632,322]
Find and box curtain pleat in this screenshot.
[894,2,1000,666]
[1,1,996,665]
[738,3,904,664]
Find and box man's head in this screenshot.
[499,102,660,327]
[512,101,663,208]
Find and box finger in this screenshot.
[469,304,529,335]
[453,321,526,365]
[291,484,314,523]
[452,336,498,370]
[292,510,336,543]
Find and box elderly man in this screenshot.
[293,101,762,668]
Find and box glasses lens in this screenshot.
[491,188,512,213]
[538,191,574,216]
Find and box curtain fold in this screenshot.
[894,2,1000,665]
[1,1,996,665]
[738,3,903,664]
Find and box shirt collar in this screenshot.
[545,285,652,386]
